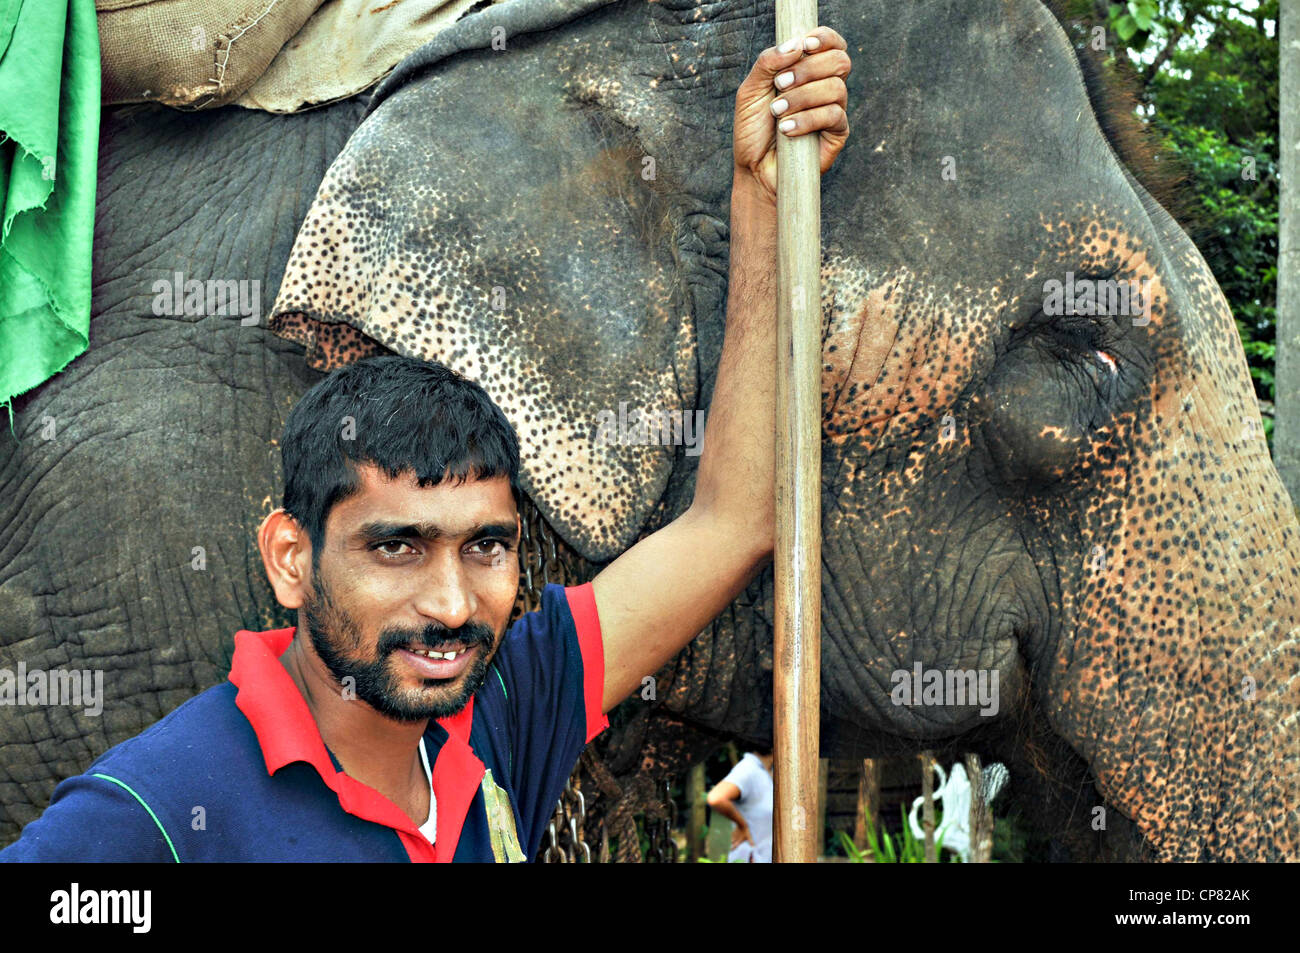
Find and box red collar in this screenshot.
[228,628,485,862]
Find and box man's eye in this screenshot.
[471,540,506,558]
[374,540,416,557]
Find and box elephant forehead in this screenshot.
[820,262,1006,451]
[269,89,698,563]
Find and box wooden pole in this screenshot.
[772,0,822,863]
[964,752,994,863]
[920,751,937,863]
[686,762,707,861]
[853,758,880,858]
[815,757,829,857]
[1278,0,1299,495]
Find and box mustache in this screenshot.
[375,619,497,655]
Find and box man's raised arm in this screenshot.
[591,27,851,712]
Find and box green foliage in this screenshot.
[1090,2,1279,442]
[1110,1,1161,46]
[990,815,1032,863]
[834,807,959,863]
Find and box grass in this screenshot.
[835,805,960,863]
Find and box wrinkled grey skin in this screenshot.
[4,0,1297,861]
[0,100,365,838]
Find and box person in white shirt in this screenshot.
[707,748,774,863]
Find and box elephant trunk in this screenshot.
[1051,363,1300,861]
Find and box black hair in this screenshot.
[280,356,522,559]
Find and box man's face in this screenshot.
[302,465,520,722]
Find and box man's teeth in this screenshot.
[411,648,462,660]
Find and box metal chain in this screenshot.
[519,497,597,863]
[515,494,566,616]
[645,781,678,863]
[523,498,684,863]
[542,776,592,863]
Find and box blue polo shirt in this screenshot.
[0,583,607,862]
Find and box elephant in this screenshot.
[2,0,1297,862]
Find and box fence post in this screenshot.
[965,752,994,862]
[853,758,880,860]
[920,750,937,862]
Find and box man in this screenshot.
[1,28,851,862]
[708,748,775,863]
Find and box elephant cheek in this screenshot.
[970,359,1094,490]
[975,398,1084,487]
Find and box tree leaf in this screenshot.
[1128,1,1153,31]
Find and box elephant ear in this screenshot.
[268,47,702,563]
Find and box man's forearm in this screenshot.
[587,34,848,710]
[689,172,778,555]
[709,797,747,829]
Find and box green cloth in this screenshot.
[0,0,99,411]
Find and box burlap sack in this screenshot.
[236,0,488,114]
[97,0,324,108]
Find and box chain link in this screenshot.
[645,781,678,863]
[519,497,597,863]
[541,773,591,862]
[515,494,567,616]
[523,498,684,863]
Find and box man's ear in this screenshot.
[258,508,313,610]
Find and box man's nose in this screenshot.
[412,549,475,630]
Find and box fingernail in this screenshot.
[770,98,788,116]
[775,71,794,89]
[778,39,799,54]
[804,36,821,50]
[779,118,796,133]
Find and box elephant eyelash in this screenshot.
[1017,267,1125,343]
[1037,307,1124,361]
[1050,316,1107,352]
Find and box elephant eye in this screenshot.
[1011,304,1120,367]
[1019,267,1137,362]
[972,299,1134,490]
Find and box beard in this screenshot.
[303,570,499,723]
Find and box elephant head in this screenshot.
[267,0,1300,860]
[1,0,1293,862]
